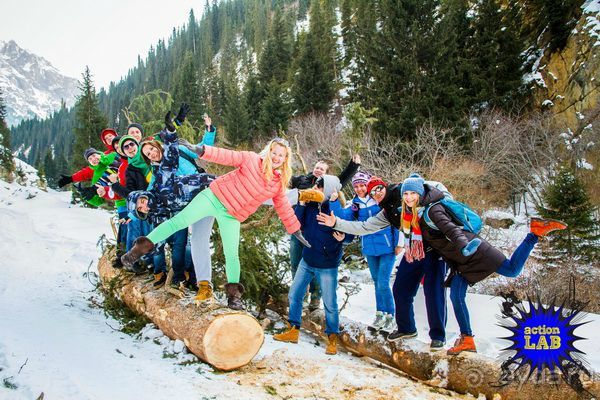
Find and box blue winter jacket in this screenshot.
[296,200,353,269]
[330,196,398,256]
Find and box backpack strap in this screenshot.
[179,151,206,174]
[423,200,442,231]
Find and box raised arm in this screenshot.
[317,209,390,235]
[337,154,360,187]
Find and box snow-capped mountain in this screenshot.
[0,40,78,127]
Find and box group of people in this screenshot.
[60,103,568,357]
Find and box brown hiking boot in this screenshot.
[153,272,166,289]
[298,188,325,203]
[194,280,213,302]
[273,325,300,343]
[326,333,338,355]
[224,282,245,310]
[530,217,568,237]
[447,334,477,355]
[121,236,154,267]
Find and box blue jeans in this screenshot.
[366,253,396,314]
[126,218,153,251]
[288,259,339,335]
[290,235,320,301]
[393,251,447,341]
[153,228,189,282]
[450,233,538,335]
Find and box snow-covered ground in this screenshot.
[0,179,465,400]
[1,176,598,399]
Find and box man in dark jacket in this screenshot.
[288,155,361,311]
[274,175,351,356]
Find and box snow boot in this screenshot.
[121,236,154,267]
[273,325,300,343]
[325,333,338,355]
[381,313,396,332]
[447,334,477,355]
[298,188,325,203]
[530,217,567,237]
[153,272,167,289]
[194,281,213,302]
[371,311,385,330]
[224,282,245,310]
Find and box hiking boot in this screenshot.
[447,334,477,355]
[125,261,146,275]
[298,188,325,203]
[121,236,154,267]
[166,280,186,298]
[371,311,385,330]
[112,250,124,269]
[273,325,300,343]
[194,280,213,302]
[430,340,445,351]
[326,333,338,355]
[387,330,417,343]
[153,272,167,289]
[530,217,568,237]
[308,296,321,312]
[224,283,245,310]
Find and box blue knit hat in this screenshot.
[400,173,425,197]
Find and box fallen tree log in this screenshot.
[301,310,600,400]
[97,250,264,371]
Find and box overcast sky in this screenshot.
[0,0,203,90]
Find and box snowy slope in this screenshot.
[0,178,464,400]
[0,40,78,127]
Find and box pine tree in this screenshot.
[258,80,291,135]
[222,78,251,145]
[0,88,15,181]
[72,67,108,169]
[292,0,337,114]
[538,168,600,262]
[43,148,57,188]
[174,51,202,126]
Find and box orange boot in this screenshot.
[325,333,338,355]
[447,334,477,355]
[530,217,568,237]
[273,325,300,343]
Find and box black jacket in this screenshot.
[112,165,149,199]
[377,184,403,229]
[419,185,506,285]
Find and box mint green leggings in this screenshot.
[147,188,241,283]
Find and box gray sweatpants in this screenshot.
[190,216,215,282]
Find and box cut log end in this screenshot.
[203,313,265,371]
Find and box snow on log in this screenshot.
[302,311,600,400]
[97,251,264,371]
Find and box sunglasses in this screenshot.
[122,142,137,151]
[272,137,290,147]
[369,185,385,197]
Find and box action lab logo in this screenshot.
[498,291,592,393]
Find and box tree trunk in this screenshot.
[302,311,599,400]
[97,251,264,371]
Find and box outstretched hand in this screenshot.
[178,138,205,156]
[203,113,212,128]
[316,211,336,227]
[292,230,311,248]
[332,231,345,242]
[175,103,190,126]
[57,173,73,188]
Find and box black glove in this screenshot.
[178,138,205,157]
[174,103,190,126]
[57,174,73,188]
[292,230,311,248]
[75,184,97,201]
[164,111,177,132]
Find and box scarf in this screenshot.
[402,207,425,263]
[129,148,152,181]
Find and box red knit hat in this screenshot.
[100,128,118,145]
[366,176,387,195]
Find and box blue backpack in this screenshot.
[423,183,483,234]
